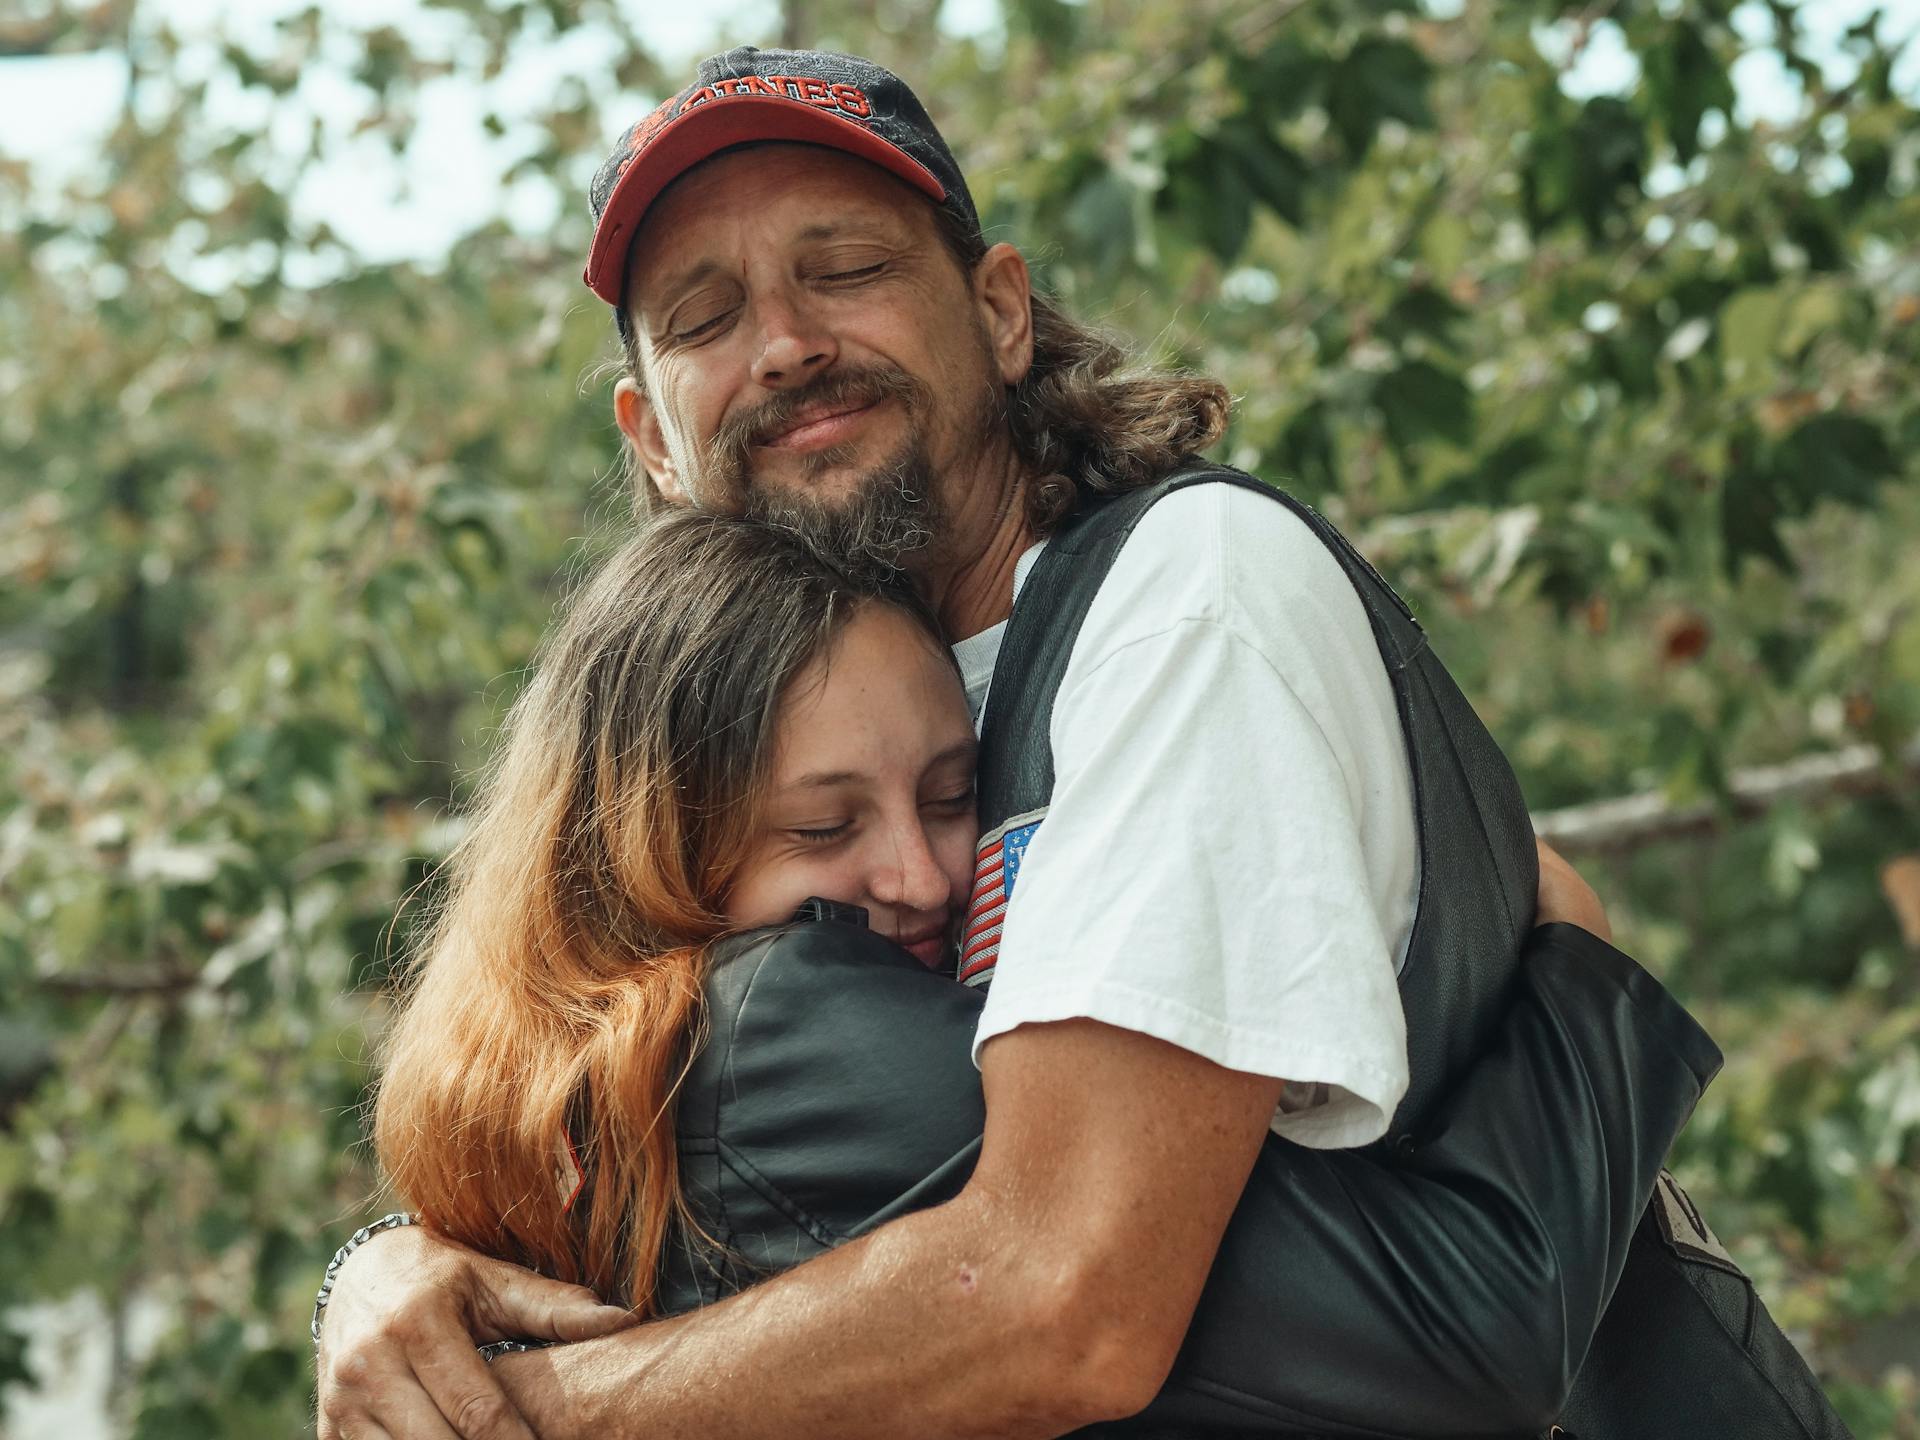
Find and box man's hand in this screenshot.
[1534,836,1610,943]
[314,1222,635,1440]
[452,1019,1285,1440]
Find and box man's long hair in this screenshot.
[612,205,1231,535]
[373,512,936,1314]
[930,210,1233,535]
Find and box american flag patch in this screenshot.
[958,809,1046,987]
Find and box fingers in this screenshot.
[321,1317,533,1440]
[314,1222,630,1438]
[316,1225,540,1440]
[318,1339,468,1440]
[470,1260,637,1345]
[414,1342,541,1440]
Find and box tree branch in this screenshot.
[1533,735,1920,857]
[39,968,199,997]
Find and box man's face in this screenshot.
[616,144,1028,571]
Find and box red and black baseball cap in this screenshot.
[584,46,981,307]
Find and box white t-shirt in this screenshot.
[958,483,1419,1149]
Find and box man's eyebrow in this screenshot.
[793,221,874,244]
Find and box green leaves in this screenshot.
[1721,455,1796,573]
[1163,118,1309,261]
[1236,36,1327,126]
[1374,360,1473,453]
[1524,94,1648,239]
[1006,0,1082,52]
[1213,118,1309,229]
[1777,414,1898,507]
[1063,171,1137,278]
[1274,400,1339,499]
[1642,19,1735,164]
[1721,415,1899,573]
[1327,36,1434,158]
[1163,135,1254,262]
[1378,285,1467,351]
[1571,97,1649,238]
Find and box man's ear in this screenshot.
[974,243,1035,388]
[613,376,688,506]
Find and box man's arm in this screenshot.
[327,1020,1281,1440]
[313,844,1632,1440]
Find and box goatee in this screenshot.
[702,361,945,576]
[741,439,943,578]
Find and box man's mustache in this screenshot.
[704,364,930,481]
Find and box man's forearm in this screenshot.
[495,1192,1130,1440]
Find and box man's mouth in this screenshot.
[759,399,881,452]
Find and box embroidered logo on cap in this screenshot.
[681,75,872,117]
[615,75,876,189]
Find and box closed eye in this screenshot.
[674,308,737,342]
[789,821,852,845]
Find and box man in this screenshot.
[313,47,1699,1440]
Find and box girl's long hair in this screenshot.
[373,511,912,1313]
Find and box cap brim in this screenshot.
[584,96,948,305]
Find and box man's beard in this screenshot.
[695,359,993,577]
[740,439,942,577]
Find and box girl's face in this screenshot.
[723,603,979,968]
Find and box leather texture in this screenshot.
[659,917,1716,1437]
[1559,1197,1854,1437]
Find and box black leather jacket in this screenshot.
[658,915,1718,1438]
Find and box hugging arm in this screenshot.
[316,889,1716,1440]
[636,915,1716,1438]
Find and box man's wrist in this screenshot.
[494,1340,602,1440]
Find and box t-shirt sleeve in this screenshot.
[971,487,1414,1149]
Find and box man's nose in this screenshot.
[749,292,837,389]
[870,819,952,914]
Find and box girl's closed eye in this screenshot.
[789,820,853,845]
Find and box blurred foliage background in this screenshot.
[2,0,1918,1434]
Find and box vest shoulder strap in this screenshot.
[976,462,1425,834]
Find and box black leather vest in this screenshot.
[975,464,1537,1136]
[974,464,1849,1439]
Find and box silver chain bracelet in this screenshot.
[311,1212,416,1352]
[309,1213,561,1365]
[476,1337,558,1364]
